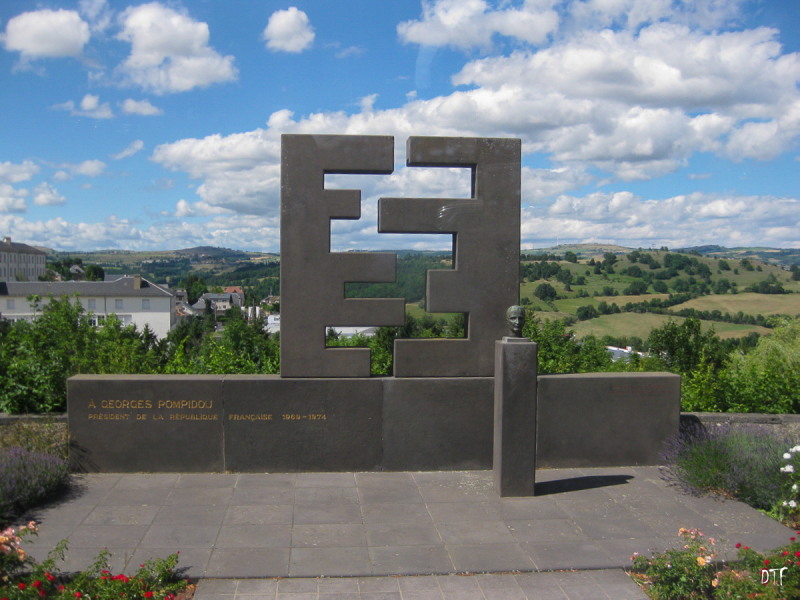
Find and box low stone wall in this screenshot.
[66,372,681,472]
[8,404,799,472]
[681,412,800,441]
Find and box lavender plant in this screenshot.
[0,447,69,520]
[661,423,790,512]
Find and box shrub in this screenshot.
[0,524,189,599]
[777,445,800,526]
[661,424,790,512]
[631,527,718,599]
[630,530,800,599]
[0,447,69,521]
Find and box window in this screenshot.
[87,299,96,311]
[115,299,123,310]
[142,299,150,310]
[6,299,14,310]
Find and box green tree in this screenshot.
[722,317,800,413]
[534,282,557,301]
[623,280,648,295]
[83,264,105,281]
[646,318,725,376]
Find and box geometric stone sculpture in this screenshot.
[281,134,520,378]
[280,134,406,377]
[380,137,521,376]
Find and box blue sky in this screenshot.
[1,0,798,252]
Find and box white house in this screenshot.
[0,275,176,338]
[0,236,46,282]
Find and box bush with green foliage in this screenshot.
[630,529,800,599]
[721,317,800,414]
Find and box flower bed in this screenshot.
[631,528,800,599]
[1,523,190,600]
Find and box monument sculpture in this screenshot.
[280,134,520,378]
[505,304,526,338]
[67,133,681,476]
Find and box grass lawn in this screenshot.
[570,313,771,340]
[670,292,800,316]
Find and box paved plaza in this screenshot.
[22,467,796,599]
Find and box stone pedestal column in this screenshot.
[493,338,537,496]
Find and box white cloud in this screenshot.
[1,9,89,60]
[0,160,39,184]
[111,140,145,160]
[263,7,315,53]
[52,94,114,119]
[120,98,163,116]
[60,160,106,177]
[33,182,65,206]
[174,199,195,217]
[398,0,559,49]
[523,190,800,248]
[116,2,237,94]
[0,213,282,252]
[78,0,112,33]
[0,184,28,213]
[567,0,745,32]
[152,127,282,215]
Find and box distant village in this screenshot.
[0,236,388,343]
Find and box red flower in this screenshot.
[735,543,741,548]
[764,559,770,565]
[33,580,42,588]
[57,585,65,591]
[783,551,789,556]
[45,572,55,582]
[74,592,83,598]
[743,546,749,550]
[18,583,26,590]
[795,551,800,557]
[144,592,154,598]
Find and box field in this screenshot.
[670,292,800,316]
[570,313,772,340]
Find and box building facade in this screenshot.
[0,275,176,338]
[0,237,47,282]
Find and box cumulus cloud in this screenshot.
[78,0,112,33]
[1,9,89,61]
[152,127,282,215]
[51,94,114,119]
[0,184,28,213]
[55,159,106,179]
[111,140,145,160]
[0,160,39,184]
[116,2,237,94]
[33,182,66,206]
[263,7,315,53]
[567,0,745,32]
[0,212,282,252]
[120,98,163,115]
[398,0,559,49]
[526,190,800,248]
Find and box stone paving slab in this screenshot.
[192,570,646,599]
[19,467,798,597]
